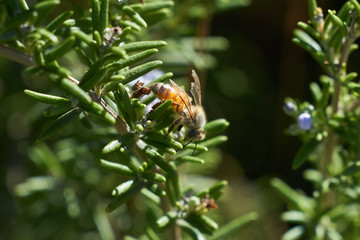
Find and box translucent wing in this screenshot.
[190,70,202,106]
[169,79,194,118]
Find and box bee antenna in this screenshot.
[183,141,192,148]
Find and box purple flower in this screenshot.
[297,112,312,130]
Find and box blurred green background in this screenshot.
[0,0,348,239]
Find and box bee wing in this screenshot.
[169,79,194,118]
[190,70,202,106]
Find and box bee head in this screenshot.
[185,129,205,141]
[149,83,162,93]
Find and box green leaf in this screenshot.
[24,89,69,105]
[102,133,136,154]
[186,214,219,234]
[91,0,101,34]
[141,9,171,26]
[142,147,177,177]
[46,10,73,32]
[81,101,116,125]
[19,0,29,11]
[99,0,109,35]
[103,60,163,93]
[310,82,322,104]
[209,212,258,240]
[29,142,65,179]
[117,153,142,175]
[122,6,147,28]
[214,0,250,10]
[100,159,135,176]
[80,60,104,84]
[122,41,167,52]
[156,210,177,228]
[183,143,208,152]
[167,174,181,202]
[298,21,321,41]
[44,102,72,117]
[282,225,305,240]
[106,180,145,212]
[38,108,78,141]
[72,29,97,52]
[130,2,174,13]
[303,169,323,184]
[343,161,360,175]
[106,49,158,73]
[105,63,158,93]
[93,30,102,46]
[307,0,317,19]
[141,188,161,205]
[144,226,161,240]
[42,65,69,78]
[281,211,309,223]
[34,44,45,66]
[148,72,173,85]
[200,135,228,149]
[292,38,330,73]
[143,171,166,183]
[293,29,321,52]
[45,36,75,63]
[33,0,60,27]
[293,138,320,169]
[175,156,205,164]
[343,72,357,83]
[142,138,177,154]
[118,83,137,129]
[80,68,107,92]
[143,131,183,150]
[75,47,93,67]
[38,28,59,44]
[147,99,173,120]
[176,219,206,240]
[197,180,228,199]
[52,77,92,104]
[203,119,229,139]
[147,183,166,197]
[327,10,347,35]
[271,178,314,213]
[119,20,141,31]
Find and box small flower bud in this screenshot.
[297,112,312,130]
[283,101,297,115]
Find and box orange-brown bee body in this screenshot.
[149,83,184,113]
[149,70,207,143]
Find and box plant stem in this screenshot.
[319,11,358,209]
[0,44,34,66]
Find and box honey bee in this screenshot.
[149,70,206,143]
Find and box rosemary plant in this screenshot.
[1,0,256,239]
[277,0,360,239]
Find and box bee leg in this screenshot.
[182,141,197,155]
[192,142,197,156]
[151,101,164,110]
[146,100,165,117]
[166,115,182,136]
[177,124,183,131]
[172,102,181,112]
